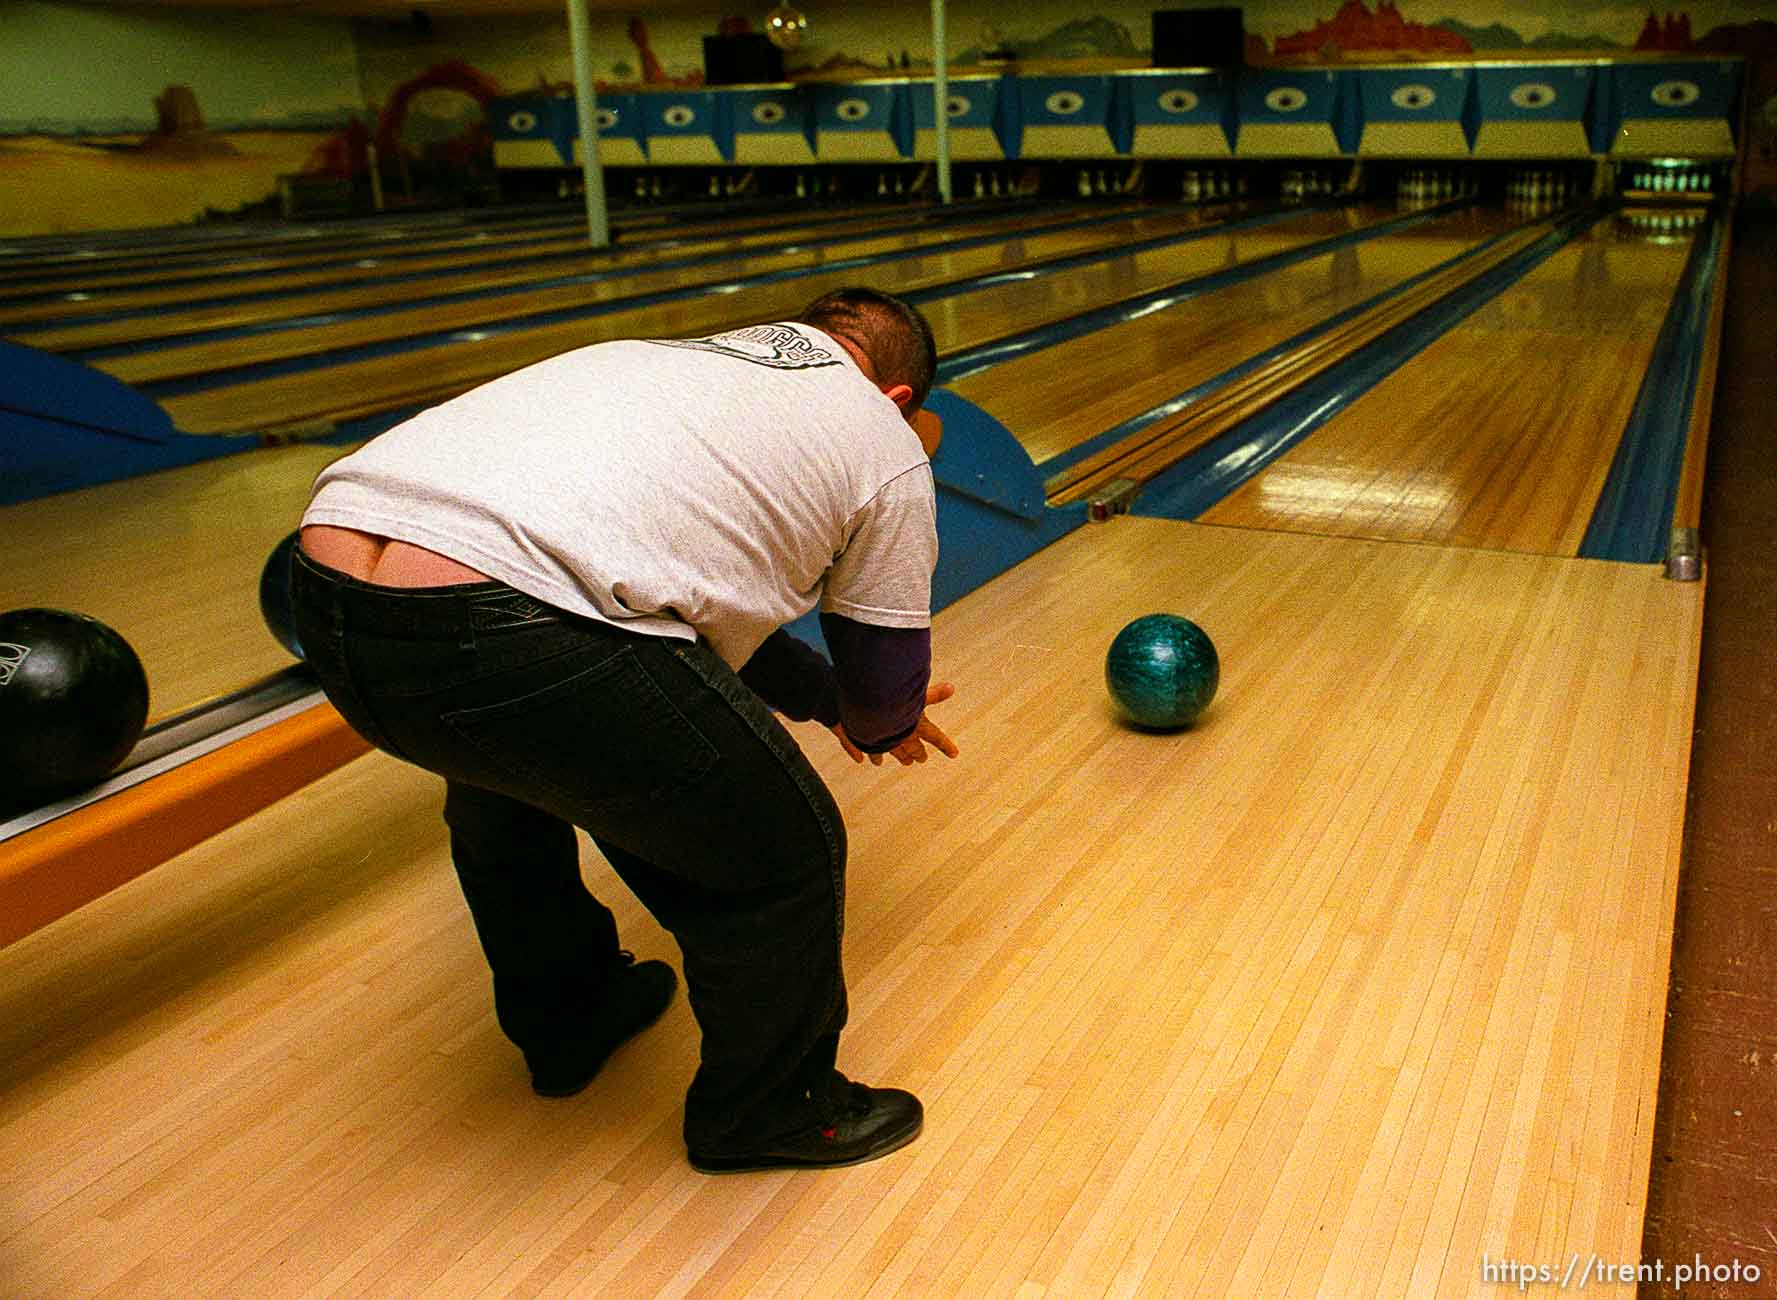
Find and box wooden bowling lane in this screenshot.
[918,200,1397,358]
[10,202,1116,349]
[149,205,1241,434]
[1199,210,1702,556]
[950,204,1528,468]
[0,230,590,323]
[0,516,1702,1295]
[94,205,1204,392]
[0,200,586,270]
[0,200,913,321]
[0,212,596,293]
[0,199,887,292]
[0,442,348,720]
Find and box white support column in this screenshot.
[564,0,610,247]
[931,0,951,204]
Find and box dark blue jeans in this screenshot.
[290,548,850,1154]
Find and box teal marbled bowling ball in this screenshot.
[1105,613,1219,730]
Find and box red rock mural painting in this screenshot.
[1635,12,1696,51]
[1274,1,1472,58]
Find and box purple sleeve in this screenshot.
[736,630,841,725]
[735,619,932,755]
[821,613,931,753]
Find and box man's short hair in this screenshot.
[798,287,938,411]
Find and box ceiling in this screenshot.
[91,0,719,18]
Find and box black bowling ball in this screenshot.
[259,530,304,659]
[0,607,150,808]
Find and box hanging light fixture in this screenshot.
[765,4,809,49]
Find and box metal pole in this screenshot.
[931,0,951,204]
[564,0,610,247]
[366,140,385,213]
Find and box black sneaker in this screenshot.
[529,955,678,1098]
[688,1081,924,1174]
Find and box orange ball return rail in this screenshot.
[0,688,370,950]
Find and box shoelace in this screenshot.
[812,1080,873,1138]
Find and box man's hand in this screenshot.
[830,723,867,763]
[830,683,960,766]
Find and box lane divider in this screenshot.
[1580,208,1730,569]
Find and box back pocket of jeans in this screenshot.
[441,647,717,813]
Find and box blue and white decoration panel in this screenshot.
[1609,61,1740,158]
[486,57,1739,169]
[491,95,646,168]
[1357,66,1475,156]
[1014,75,1119,158]
[1124,70,1236,158]
[640,90,729,165]
[492,97,575,168]
[590,95,648,166]
[1234,69,1353,157]
[911,76,1008,162]
[1470,65,1598,158]
[813,81,911,162]
[728,86,817,165]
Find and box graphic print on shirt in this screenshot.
[645,323,843,370]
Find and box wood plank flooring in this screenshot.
[0,195,1718,1297]
[0,519,1704,1297]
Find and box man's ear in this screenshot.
[880,382,915,411]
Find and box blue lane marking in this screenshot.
[137,203,1297,400]
[1130,210,1595,521]
[1579,210,1724,563]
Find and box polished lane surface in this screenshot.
[948,203,1533,468]
[147,204,1251,432]
[1200,210,1702,555]
[98,206,1210,390]
[0,202,1028,338]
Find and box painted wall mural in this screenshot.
[2,0,1774,237]
[0,1,362,236]
[340,3,1777,107]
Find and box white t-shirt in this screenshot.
[303,322,937,669]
